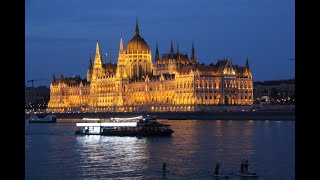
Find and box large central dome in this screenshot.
[125,20,150,54]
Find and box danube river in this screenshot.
[25,119,295,179]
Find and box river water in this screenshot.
[25,119,295,179]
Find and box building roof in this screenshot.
[51,75,90,86]
[103,63,117,73]
[125,19,150,54]
[160,53,190,64]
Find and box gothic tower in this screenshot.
[116,36,127,78]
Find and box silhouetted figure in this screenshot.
[240,160,245,172]
[162,162,167,172]
[214,162,221,175]
[244,160,249,172]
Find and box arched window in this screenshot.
[133,65,137,77]
[139,65,143,77]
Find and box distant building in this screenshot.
[25,86,50,109]
[47,19,253,113]
[253,79,295,104]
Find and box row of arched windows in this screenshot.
[176,81,194,89]
[196,80,220,89]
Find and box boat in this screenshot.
[210,174,229,178]
[234,171,258,177]
[110,114,156,121]
[26,114,57,123]
[75,115,174,136]
[209,172,230,178]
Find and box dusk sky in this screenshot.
[25,0,295,87]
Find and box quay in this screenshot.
[37,111,294,121]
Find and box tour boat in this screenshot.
[75,115,174,136]
[26,114,57,123]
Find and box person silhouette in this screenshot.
[214,162,221,175]
[240,160,245,172]
[162,162,167,172]
[244,160,249,172]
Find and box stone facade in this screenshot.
[47,20,253,113]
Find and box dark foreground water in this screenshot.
[25,119,295,180]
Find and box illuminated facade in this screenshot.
[47,20,253,113]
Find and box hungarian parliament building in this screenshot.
[47,20,253,113]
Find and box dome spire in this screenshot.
[126,19,150,54]
[135,17,140,35]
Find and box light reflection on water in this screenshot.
[25,120,295,180]
[75,136,149,179]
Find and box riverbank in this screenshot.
[35,111,295,121]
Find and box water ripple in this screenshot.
[25,120,295,180]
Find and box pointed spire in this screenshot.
[244,56,250,76]
[95,40,101,59]
[191,41,196,61]
[52,74,56,83]
[176,43,180,60]
[170,40,174,59]
[135,17,140,35]
[176,43,180,54]
[119,35,124,52]
[60,74,64,80]
[246,56,250,69]
[88,54,93,70]
[155,42,160,63]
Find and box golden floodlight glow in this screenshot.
[47,19,253,113]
